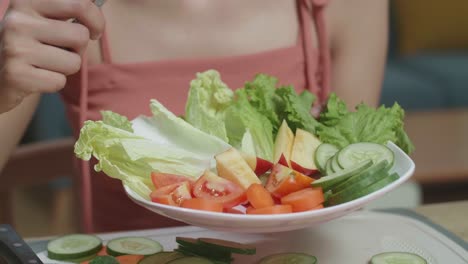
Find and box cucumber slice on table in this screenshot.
[331,160,389,193]
[257,253,317,264]
[312,160,373,191]
[314,143,339,172]
[328,172,399,205]
[47,234,102,261]
[176,237,256,256]
[176,245,232,262]
[370,252,427,264]
[139,252,185,264]
[337,142,394,169]
[167,257,215,264]
[106,237,162,256]
[198,238,256,255]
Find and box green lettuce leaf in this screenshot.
[319,93,348,126]
[75,100,233,198]
[274,86,321,134]
[225,89,274,161]
[317,101,414,154]
[244,74,281,130]
[100,110,133,132]
[185,70,233,141]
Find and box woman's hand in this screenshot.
[0,0,105,113]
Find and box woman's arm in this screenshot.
[328,0,389,108]
[0,94,40,171]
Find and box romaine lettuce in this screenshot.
[185,70,233,141]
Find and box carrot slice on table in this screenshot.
[246,183,275,209]
[181,198,223,212]
[115,255,144,264]
[97,246,107,256]
[246,204,292,215]
[280,188,324,212]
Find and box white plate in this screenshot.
[124,142,415,233]
[37,211,467,264]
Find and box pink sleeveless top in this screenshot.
[61,0,331,233]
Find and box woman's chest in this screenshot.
[87,0,307,65]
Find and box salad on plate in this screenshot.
[74,70,414,215]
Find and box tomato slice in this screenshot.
[280,188,324,212]
[223,207,245,214]
[266,164,314,198]
[246,204,292,215]
[150,181,192,206]
[246,183,275,209]
[151,172,194,189]
[181,198,224,212]
[193,171,246,208]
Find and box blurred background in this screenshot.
[1,0,467,237]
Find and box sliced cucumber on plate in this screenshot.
[331,154,343,173]
[327,172,399,206]
[337,142,394,169]
[314,143,339,173]
[331,160,389,194]
[311,160,373,191]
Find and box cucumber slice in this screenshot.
[311,160,373,191]
[66,254,98,263]
[106,237,162,256]
[176,245,232,262]
[328,169,389,205]
[370,252,427,264]
[337,142,394,169]
[175,238,232,262]
[257,253,317,264]
[331,155,343,173]
[176,237,256,256]
[47,234,102,261]
[138,252,185,264]
[314,143,339,173]
[198,238,256,255]
[332,160,389,193]
[325,158,334,175]
[327,172,400,205]
[89,256,119,264]
[167,257,215,264]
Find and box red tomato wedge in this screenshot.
[192,171,246,209]
[246,183,275,209]
[266,164,314,198]
[181,198,223,212]
[280,188,324,212]
[150,181,192,206]
[246,204,292,215]
[151,172,194,189]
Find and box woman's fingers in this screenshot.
[35,18,90,53]
[28,43,82,76]
[32,0,105,39]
